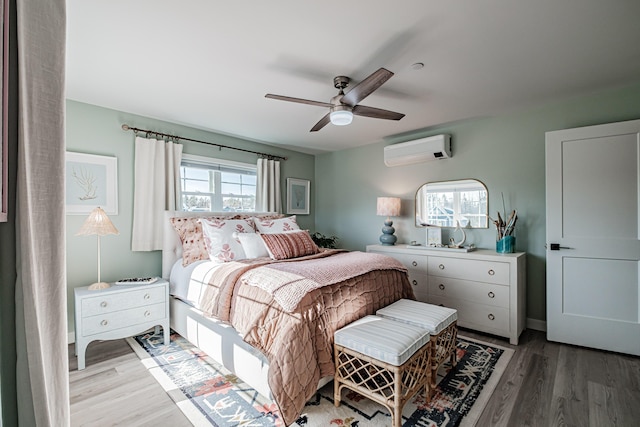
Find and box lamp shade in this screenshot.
[377,197,401,217]
[76,207,119,237]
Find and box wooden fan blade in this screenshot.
[310,113,331,132]
[352,105,405,120]
[265,94,332,108]
[340,68,394,107]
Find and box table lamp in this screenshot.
[76,207,119,290]
[377,197,401,246]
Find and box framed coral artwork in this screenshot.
[65,152,118,215]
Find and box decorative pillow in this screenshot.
[253,215,300,234]
[260,230,320,260]
[200,218,255,262]
[171,216,240,266]
[236,232,270,258]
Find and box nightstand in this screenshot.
[74,279,170,370]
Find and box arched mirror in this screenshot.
[415,179,488,228]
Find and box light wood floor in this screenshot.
[69,329,640,427]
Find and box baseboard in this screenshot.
[526,318,547,332]
[68,331,75,344]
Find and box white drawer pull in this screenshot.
[412,280,418,286]
[439,264,445,270]
[144,293,151,300]
[412,261,418,267]
[488,269,495,276]
[439,284,445,290]
[488,291,495,298]
[100,301,107,308]
[101,319,108,326]
[488,314,495,321]
[144,310,151,317]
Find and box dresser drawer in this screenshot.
[373,251,428,272]
[406,271,428,301]
[429,296,509,333]
[428,256,509,285]
[81,285,166,315]
[81,302,167,336]
[428,276,509,308]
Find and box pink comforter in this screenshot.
[199,250,414,425]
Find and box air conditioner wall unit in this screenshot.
[383,134,452,167]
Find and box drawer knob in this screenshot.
[488,269,495,276]
[488,291,495,298]
[144,310,151,317]
[488,314,495,321]
[144,293,151,300]
[412,280,418,286]
[101,319,108,326]
[438,264,445,270]
[100,301,107,308]
[439,284,445,290]
[412,261,418,267]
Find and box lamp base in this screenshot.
[88,281,111,290]
[379,218,397,246]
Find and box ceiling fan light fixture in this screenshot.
[330,106,353,126]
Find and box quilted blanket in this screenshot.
[199,250,414,425]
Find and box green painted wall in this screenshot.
[315,82,640,323]
[65,100,315,336]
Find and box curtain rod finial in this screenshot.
[121,124,130,131]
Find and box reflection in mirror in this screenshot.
[416,179,488,228]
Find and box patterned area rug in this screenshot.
[127,330,513,427]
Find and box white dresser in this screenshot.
[74,279,170,369]
[367,245,526,345]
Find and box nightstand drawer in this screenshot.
[428,256,509,285]
[81,286,165,315]
[81,302,166,336]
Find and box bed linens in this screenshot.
[181,249,413,425]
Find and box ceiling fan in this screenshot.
[265,67,405,132]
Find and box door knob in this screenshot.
[548,243,573,250]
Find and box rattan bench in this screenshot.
[333,315,432,427]
[377,299,458,397]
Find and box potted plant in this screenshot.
[311,232,339,249]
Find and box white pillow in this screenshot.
[253,215,300,234]
[236,232,270,258]
[199,218,255,262]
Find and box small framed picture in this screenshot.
[286,178,310,215]
[66,152,118,215]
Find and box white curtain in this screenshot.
[131,136,183,251]
[256,158,281,213]
[15,0,69,425]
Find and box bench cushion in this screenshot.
[376,299,457,334]
[334,315,430,366]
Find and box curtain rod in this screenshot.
[121,124,287,161]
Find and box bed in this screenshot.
[162,210,414,425]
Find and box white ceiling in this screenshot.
[66,0,640,154]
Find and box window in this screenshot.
[180,154,257,212]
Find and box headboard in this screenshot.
[162,210,278,278]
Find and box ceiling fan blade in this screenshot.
[310,113,331,132]
[340,68,394,107]
[265,94,332,108]
[352,104,405,121]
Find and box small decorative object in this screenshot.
[426,226,442,247]
[76,207,120,290]
[449,220,466,248]
[310,231,338,249]
[377,197,401,246]
[492,195,518,253]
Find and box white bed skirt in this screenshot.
[169,296,274,399]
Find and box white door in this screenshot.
[546,119,640,356]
